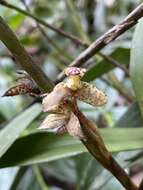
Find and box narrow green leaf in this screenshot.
[10,167,28,190]
[0,103,42,158]
[0,132,85,167]
[130,18,143,115]
[32,165,49,190]
[1,126,143,167]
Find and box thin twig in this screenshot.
[34,0,131,103]
[0,0,85,46]
[64,0,130,78]
[99,52,129,76]
[125,151,143,162]
[64,0,130,79]
[101,76,134,102]
[0,16,54,92]
[21,0,72,64]
[1,0,130,79]
[56,3,143,82]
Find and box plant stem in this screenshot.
[21,0,72,63]
[56,3,143,81]
[1,0,132,80]
[72,103,138,190]
[101,73,134,103]
[99,52,129,76]
[65,0,90,43]
[0,0,84,46]
[0,16,54,92]
[107,73,133,100]
[64,0,131,102]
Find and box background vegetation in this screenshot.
[0,0,143,189]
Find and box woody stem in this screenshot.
[71,101,138,190]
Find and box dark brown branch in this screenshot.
[72,102,138,190]
[0,16,54,92]
[0,0,131,79]
[56,3,143,82]
[65,0,130,77]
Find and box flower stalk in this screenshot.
[73,105,138,190]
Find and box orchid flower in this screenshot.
[39,67,107,139]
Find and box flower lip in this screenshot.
[64,67,86,77]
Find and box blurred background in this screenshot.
[0,0,143,190]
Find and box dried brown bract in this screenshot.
[39,67,107,139]
[2,71,40,97]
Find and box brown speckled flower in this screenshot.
[39,67,107,139]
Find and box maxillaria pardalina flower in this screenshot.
[39,67,107,139]
[2,70,40,97]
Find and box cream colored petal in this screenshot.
[42,82,71,112]
[76,82,107,107]
[66,112,84,139]
[38,113,69,130]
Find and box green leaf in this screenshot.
[7,13,25,30]
[10,167,28,190]
[83,47,130,82]
[10,166,42,190]
[130,18,143,115]
[1,125,143,167]
[0,103,42,158]
[0,132,85,168]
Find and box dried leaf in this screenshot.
[39,113,69,130]
[42,82,71,112]
[3,82,32,97]
[76,82,107,107]
[66,112,84,139]
[2,76,37,97]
